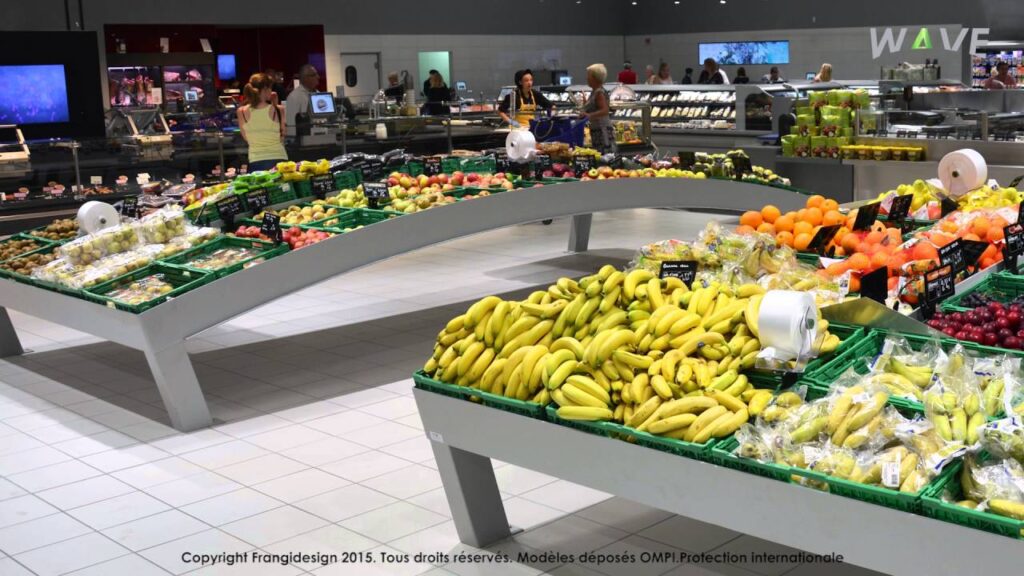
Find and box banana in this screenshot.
[709,370,738,391]
[648,413,698,434]
[696,285,719,315]
[843,414,882,449]
[521,300,568,320]
[627,396,663,428]
[684,405,728,441]
[702,301,746,330]
[951,408,967,442]
[827,386,862,435]
[517,345,548,386]
[846,392,889,431]
[440,358,459,383]
[563,382,608,408]
[967,412,985,445]
[745,294,764,338]
[651,375,673,400]
[705,407,749,439]
[527,290,546,305]
[988,499,1024,521]
[747,390,772,416]
[546,360,577,390]
[613,350,653,370]
[630,373,649,405]
[931,414,953,441]
[602,270,625,295]
[557,406,613,421]
[575,297,601,329]
[479,358,507,393]
[457,342,486,377]
[551,336,585,360]
[613,358,635,382]
[466,296,501,328]
[623,269,654,300]
[465,348,496,383]
[438,345,458,370]
[984,379,1005,416]
[736,284,765,298]
[654,308,685,337]
[566,375,611,404]
[647,278,665,309]
[600,359,619,381]
[596,310,628,334]
[445,314,467,334]
[710,390,746,412]
[677,332,727,357]
[594,330,636,366]
[599,287,621,314]
[423,357,438,374]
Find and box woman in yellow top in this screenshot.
[237,73,287,171]
[498,69,553,129]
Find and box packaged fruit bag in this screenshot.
[57,223,140,266]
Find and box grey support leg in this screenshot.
[0,307,23,357]
[143,342,212,431]
[431,440,511,547]
[567,213,593,253]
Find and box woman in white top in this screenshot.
[237,73,287,172]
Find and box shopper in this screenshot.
[499,69,553,128]
[681,68,694,84]
[643,65,656,84]
[581,63,615,153]
[651,62,674,85]
[698,58,729,84]
[423,71,451,115]
[733,67,750,84]
[265,68,287,103]
[423,69,439,97]
[384,71,405,103]
[761,66,785,84]
[813,63,833,83]
[983,62,1018,89]
[618,61,638,84]
[237,73,287,172]
[284,64,320,137]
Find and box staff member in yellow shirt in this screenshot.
[498,69,553,129]
[237,73,288,171]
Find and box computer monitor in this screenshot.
[559,76,572,86]
[806,72,815,80]
[309,92,336,117]
[455,81,467,91]
[184,90,199,102]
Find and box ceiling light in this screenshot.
[720,0,726,3]
[631,1,637,4]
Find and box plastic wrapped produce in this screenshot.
[104,273,175,306]
[136,206,187,244]
[57,223,140,266]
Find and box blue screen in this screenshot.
[0,65,70,124]
[217,54,236,81]
[699,41,790,65]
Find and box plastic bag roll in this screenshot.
[77,201,120,234]
[938,149,987,198]
[757,291,818,360]
[505,130,537,162]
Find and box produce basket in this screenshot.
[0,235,58,264]
[267,183,298,206]
[710,437,796,482]
[940,272,1024,313]
[22,223,79,245]
[801,322,867,378]
[401,161,424,176]
[921,452,1024,539]
[85,263,213,313]
[293,179,313,199]
[334,170,362,190]
[0,243,64,291]
[459,157,497,174]
[413,370,548,419]
[302,208,399,233]
[159,236,289,278]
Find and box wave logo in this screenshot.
[870,27,990,59]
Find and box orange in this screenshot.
[971,217,991,238]
[865,230,884,245]
[888,276,899,291]
[846,215,857,229]
[833,246,846,257]
[821,199,839,213]
[871,221,887,234]
[912,242,939,262]
[761,205,781,224]
[981,256,996,269]
[841,233,861,253]
[776,231,795,247]
[740,211,763,228]
[825,261,849,276]
[797,209,808,222]
[849,275,861,294]
[805,194,825,208]
[805,207,824,226]
[982,244,998,261]
[793,221,814,236]
[885,227,903,244]
[992,215,1010,229]
[736,225,756,235]
[848,252,871,272]
[793,233,812,251]
[870,251,889,270]
[757,222,776,235]
[784,211,799,221]
[888,252,908,274]
[963,233,982,242]
[858,242,879,256]
[774,215,795,233]
[823,210,844,227]
[987,227,1005,243]
[940,220,959,234]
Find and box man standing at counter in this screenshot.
[285,64,320,137]
[698,58,729,84]
[983,62,1018,90]
[761,66,785,84]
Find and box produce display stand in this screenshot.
[0,178,810,431]
[413,387,1023,574]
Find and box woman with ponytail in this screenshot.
[237,73,288,171]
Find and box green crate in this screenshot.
[0,235,58,264]
[85,263,212,313]
[921,453,1024,539]
[21,222,79,245]
[413,370,548,419]
[335,170,362,190]
[0,243,64,290]
[158,236,289,278]
[544,405,719,460]
[710,437,794,482]
[401,161,424,177]
[802,323,867,379]
[441,157,462,174]
[941,272,1023,313]
[302,208,399,233]
[293,178,313,199]
[268,183,298,205]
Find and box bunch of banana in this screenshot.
[821,385,892,449]
[852,446,928,493]
[952,456,1024,532]
[883,358,933,398]
[982,377,1006,417]
[924,387,985,444]
[861,372,924,401]
[626,391,750,442]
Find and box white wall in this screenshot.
[624,25,964,84]
[324,34,625,101]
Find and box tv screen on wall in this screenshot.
[217,54,236,81]
[0,64,70,124]
[699,41,790,65]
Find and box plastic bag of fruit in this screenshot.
[922,347,987,446]
[57,223,141,266]
[979,418,1024,466]
[136,205,187,244]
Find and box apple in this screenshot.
[387,176,399,186]
[466,173,480,183]
[587,168,599,178]
[501,180,514,190]
[399,176,412,189]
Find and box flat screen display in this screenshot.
[0,64,70,124]
[217,54,236,81]
[309,92,336,116]
[699,41,790,65]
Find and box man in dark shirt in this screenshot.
[698,58,728,84]
[384,71,405,103]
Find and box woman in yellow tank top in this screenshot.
[237,73,288,172]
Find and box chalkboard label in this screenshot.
[246,188,271,213]
[924,265,955,306]
[659,260,698,284]
[731,155,752,180]
[961,239,989,272]
[940,195,958,217]
[1017,200,1024,228]
[362,182,389,200]
[573,156,595,174]
[807,224,841,255]
[678,151,696,169]
[860,265,888,304]
[216,195,244,227]
[120,196,138,218]
[310,174,335,199]
[1009,175,1024,189]
[423,157,442,176]
[1004,223,1024,274]
[852,202,881,232]
[260,212,282,244]
[887,194,913,230]
[938,238,965,273]
[538,155,553,171]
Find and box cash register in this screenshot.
[295,91,342,147]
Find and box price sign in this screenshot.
[938,238,965,273]
[940,195,958,217]
[807,224,841,256]
[1017,201,1024,228]
[859,265,889,304]
[361,161,384,181]
[423,157,442,176]
[852,202,881,231]
[310,174,335,199]
[887,194,913,230]
[216,195,244,228]
[678,151,696,170]
[362,182,389,200]
[89,176,103,185]
[246,188,271,213]
[495,155,511,173]
[658,260,698,284]
[961,239,989,272]
[1009,175,1024,189]
[260,212,282,244]
[1004,223,1024,274]
[573,156,595,174]
[924,265,955,307]
[731,155,752,179]
[120,196,138,218]
[538,155,553,171]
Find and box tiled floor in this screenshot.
[0,210,885,576]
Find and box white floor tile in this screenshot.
[0,446,71,476]
[189,559,304,575]
[519,480,610,513]
[574,497,675,534]
[180,440,270,470]
[638,516,741,553]
[215,453,308,485]
[0,557,36,576]
[221,506,328,547]
[79,444,169,473]
[37,475,135,510]
[101,509,209,551]
[293,484,396,522]
[263,525,377,572]
[145,471,243,508]
[513,516,627,558]
[304,410,386,436]
[52,430,138,458]
[379,435,434,463]
[279,436,370,467]
[321,450,412,483]
[503,497,566,531]
[494,466,559,497]
[406,488,454,518]
[361,464,443,499]
[358,396,419,419]
[111,457,206,489]
[0,512,92,555]
[181,488,282,526]
[340,501,448,543]
[68,490,170,530]
[7,460,102,493]
[13,532,128,576]
[64,553,169,576]
[149,429,234,455]
[0,478,26,502]
[388,520,460,560]
[140,529,253,575]
[245,424,331,452]
[252,469,350,503]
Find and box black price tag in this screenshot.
[246,188,271,213]
[961,239,989,272]
[310,174,335,199]
[1017,201,1024,228]
[887,194,913,230]
[423,158,442,176]
[852,202,881,232]
[1009,175,1024,189]
[362,182,389,200]
[260,212,282,244]
[678,151,696,170]
[731,155,752,180]
[1004,223,1024,274]
[538,155,553,171]
[939,195,959,217]
[807,224,841,255]
[924,265,955,306]
[658,260,698,284]
[573,156,595,174]
[860,265,889,304]
[120,196,138,218]
[216,195,244,228]
[938,238,965,273]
